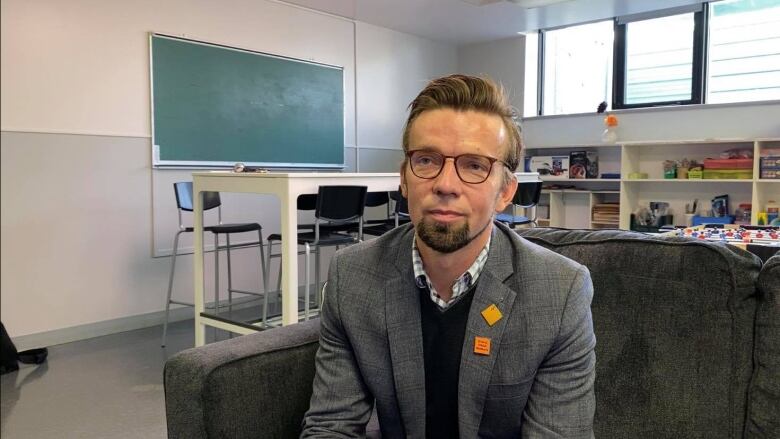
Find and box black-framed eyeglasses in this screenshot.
[406,150,510,184]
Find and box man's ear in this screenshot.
[399,167,408,198]
[495,173,517,213]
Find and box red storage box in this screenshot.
[703,158,753,169]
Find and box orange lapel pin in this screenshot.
[474,336,491,356]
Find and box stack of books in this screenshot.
[592,203,620,226]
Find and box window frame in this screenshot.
[612,5,708,110]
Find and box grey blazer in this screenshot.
[301,222,596,438]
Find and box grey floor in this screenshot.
[0,305,281,439]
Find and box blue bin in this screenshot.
[692,215,735,226]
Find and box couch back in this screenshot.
[747,253,780,436]
[518,228,764,438]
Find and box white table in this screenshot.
[192,171,539,346]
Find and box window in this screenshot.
[707,0,780,103]
[528,0,779,115]
[613,6,705,108]
[523,32,539,117]
[541,20,614,115]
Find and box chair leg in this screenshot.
[304,242,311,321]
[214,234,220,316]
[162,231,183,347]
[258,230,268,325]
[263,240,274,325]
[275,242,283,294]
[226,234,233,313]
[315,246,321,311]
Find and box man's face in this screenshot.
[401,108,517,254]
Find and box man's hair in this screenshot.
[401,74,523,177]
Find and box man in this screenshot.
[301,74,596,438]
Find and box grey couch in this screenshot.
[164,228,779,438]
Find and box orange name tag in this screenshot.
[474,337,491,356]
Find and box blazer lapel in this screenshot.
[386,229,426,438]
[458,227,517,437]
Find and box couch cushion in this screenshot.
[517,228,762,439]
[745,254,780,438]
[165,319,320,439]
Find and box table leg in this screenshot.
[193,188,206,347]
[280,190,299,325]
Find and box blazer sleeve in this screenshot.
[521,265,597,439]
[300,253,374,438]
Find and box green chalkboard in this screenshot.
[150,34,344,168]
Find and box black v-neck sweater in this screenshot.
[419,284,477,439]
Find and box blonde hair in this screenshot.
[402,74,523,178]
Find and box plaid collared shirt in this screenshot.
[412,232,492,310]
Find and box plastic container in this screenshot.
[703,158,753,169]
[735,203,752,225]
[768,200,779,224]
[702,169,753,179]
[601,114,618,144]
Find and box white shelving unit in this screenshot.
[526,139,780,230]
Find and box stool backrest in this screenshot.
[389,190,409,216]
[315,186,368,223]
[174,182,221,212]
[297,194,318,211]
[513,181,542,208]
[364,191,390,208]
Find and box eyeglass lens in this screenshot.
[409,151,494,183]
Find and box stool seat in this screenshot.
[208,223,263,234]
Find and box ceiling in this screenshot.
[281,0,703,45]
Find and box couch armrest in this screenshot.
[747,255,780,438]
[164,319,320,439]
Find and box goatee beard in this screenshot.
[416,219,474,253]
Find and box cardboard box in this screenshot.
[569,150,598,179]
[530,155,569,179]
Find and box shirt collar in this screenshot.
[412,229,492,310]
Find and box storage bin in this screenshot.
[703,158,753,169]
[692,215,735,226]
[703,169,753,179]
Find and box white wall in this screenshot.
[354,21,457,175]
[458,36,526,113]
[0,0,456,344]
[522,102,780,147]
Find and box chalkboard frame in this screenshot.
[149,33,345,169]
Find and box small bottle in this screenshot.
[602,114,618,144]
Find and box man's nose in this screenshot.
[433,157,461,195]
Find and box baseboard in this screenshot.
[10,294,278,351]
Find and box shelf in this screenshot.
[540,178,620,182]
[622,179,754,183]
[525,138,779,230]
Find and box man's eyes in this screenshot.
[461,157,490,171]
[415,154,440,165]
